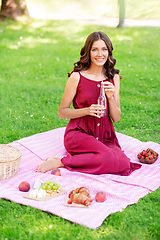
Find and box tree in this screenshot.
[117,0,125,27]
[0,0,29,20]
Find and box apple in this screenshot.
[51,168,61,176]
[95,191,106,202]
[18,181,30,192]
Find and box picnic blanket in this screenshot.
[0,127,160,229]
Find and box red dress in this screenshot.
[61,72,141,175]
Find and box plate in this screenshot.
[64,194,90,208]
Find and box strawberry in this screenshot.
[142,150,146,156]
[146,148,151,153]
[68,190,75,198]
[67,199,72,204]
[84,200,90,206]
[137,153,142,159]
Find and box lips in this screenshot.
[95,58,104,63]
[95,58,105,62]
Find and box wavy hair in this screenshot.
[68,31,119,80]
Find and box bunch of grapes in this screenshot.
[40,180,60,191]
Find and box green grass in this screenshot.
[0,18,160,239]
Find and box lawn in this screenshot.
[0,18,160,239]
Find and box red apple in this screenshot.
[51,168,61,176]
[18,181,30,192]
[95,191,106,202]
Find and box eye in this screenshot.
[103,48,108,51]
[92,48,97,52]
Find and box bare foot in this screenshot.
[36,155,64,173]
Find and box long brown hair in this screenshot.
[68,31,120,79]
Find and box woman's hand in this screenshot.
[88,104,105,118]
[104,74,121,123]
[103,81,115,99]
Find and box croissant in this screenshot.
[74,187,91,197]
[70,192,93,206]
[68,187,93,206]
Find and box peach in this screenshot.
[95,191,106,202]
[18,181,30,192]
[51,168,61,176]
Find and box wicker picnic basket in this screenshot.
[0,145,22,181]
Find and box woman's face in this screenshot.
[90,39,108,67]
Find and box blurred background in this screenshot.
[25,0,160,20]
[1,0,160,26]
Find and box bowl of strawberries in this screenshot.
[137,148,159,164]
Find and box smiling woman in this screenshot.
[90,40,109,67]
[36,31,141,175]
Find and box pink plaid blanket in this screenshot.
[0,127,160,229]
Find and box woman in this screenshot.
[36,31,141,175]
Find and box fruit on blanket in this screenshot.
[19,181,30,192]
[68,190,75,198]
[84,199,90,206]
[51,168,61,176]
[40,180,60,191]
[67,199,72,204]
[95,191,106,202]
[137,148,159,164]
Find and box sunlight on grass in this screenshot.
[115,35,133,41]
[6,24,23,30]
[20,36,57,46]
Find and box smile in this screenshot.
[95,58,105,62]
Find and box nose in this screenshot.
[98,50,103,56]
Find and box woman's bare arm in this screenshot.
[58,72,105,119]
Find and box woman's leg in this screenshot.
[62,131,136,175]
[36,155,64,173]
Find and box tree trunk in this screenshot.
[117,0,125,28]
[0,0,29,20]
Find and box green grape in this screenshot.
[46,180,51,184]
[41,184,46,190]
[39,181,60,190]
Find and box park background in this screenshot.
[0,0,160,239]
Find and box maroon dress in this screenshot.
[61,72,141,175]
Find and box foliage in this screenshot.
[0,18,160,239]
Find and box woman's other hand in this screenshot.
[88,104,105,118]
[103,81,115,99]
